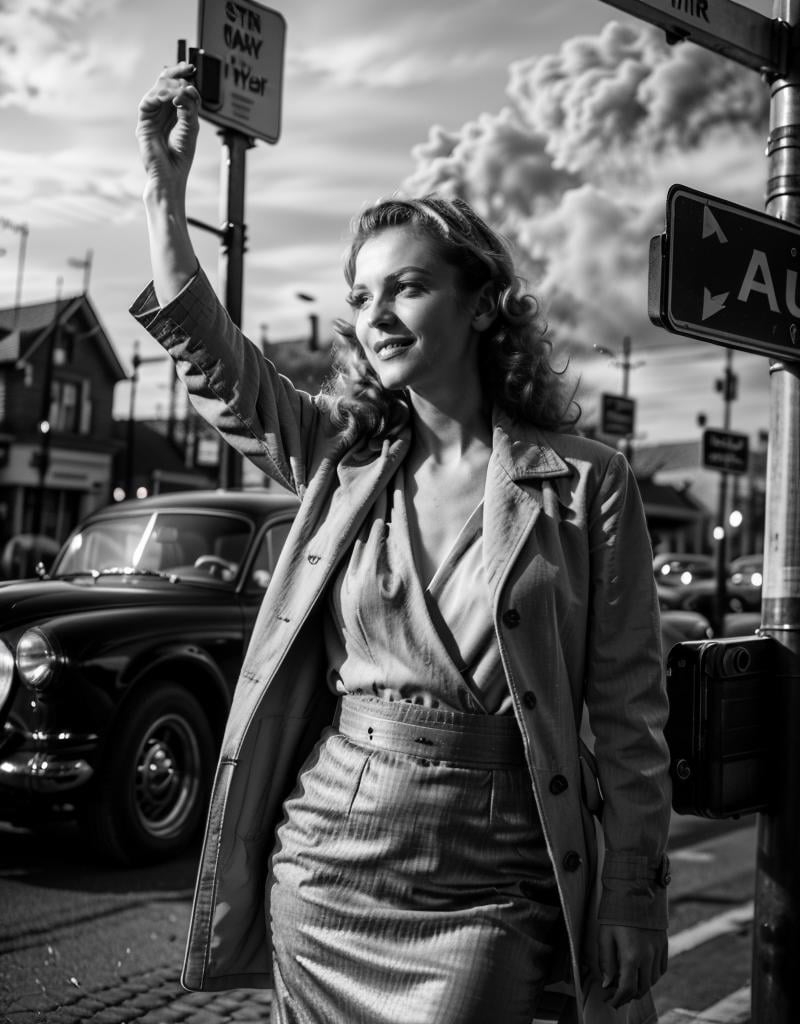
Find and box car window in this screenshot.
[245,519,292,594]
[55,511,253,583]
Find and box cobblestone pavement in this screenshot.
[1,966,272,1024]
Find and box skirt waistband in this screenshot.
[333,695,526,767]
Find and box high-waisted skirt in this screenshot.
[267,695,564,1024]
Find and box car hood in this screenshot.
[0,576,219,631]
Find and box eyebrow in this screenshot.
[350,265,435,290]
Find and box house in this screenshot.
[633,438,767,559]
[0,292,127,546]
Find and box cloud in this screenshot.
[403,19,770,368]
[0,0,138,117]
[0,145,143,227]
[289,35,499,91]
[505,20,768,178]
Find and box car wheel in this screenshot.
[79,683,216,865]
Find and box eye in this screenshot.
[396,278,423,295]
[346,291,370,310]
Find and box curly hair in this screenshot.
[325,194,579,440]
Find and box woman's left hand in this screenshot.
[597,923,668,1008]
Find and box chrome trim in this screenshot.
[0,751,94,792]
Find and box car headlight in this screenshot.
[0,639,14,708]
[16,629,60,692]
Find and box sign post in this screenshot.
[754,2,800,1016]
[600,0,800,1015]
[183,0,286,488]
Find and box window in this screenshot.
[49,379,81,433]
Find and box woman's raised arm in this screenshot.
[136,62,202,306]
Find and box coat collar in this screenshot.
[491,408,572,482]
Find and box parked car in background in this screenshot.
[653,552,716,587]
[0,489,718,866]
[0,489,298,865]
[728,554,763,588]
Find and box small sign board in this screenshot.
[702,428,749,474]
[601,393,636,437]
[649,184,800,362]
[197,0,286,143]
[598,0,787,76]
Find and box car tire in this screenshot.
[79,683,216,865]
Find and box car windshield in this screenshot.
[52,511,253,584]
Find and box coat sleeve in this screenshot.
[583,451,671,930]
[129,268,336,496]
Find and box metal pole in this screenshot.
[125,344,140,499]
[753,2,800,1017]
[216,128,252,489]
[713,349,734,634]
[32,281,62,537]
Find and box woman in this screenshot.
[132,63,671,1024]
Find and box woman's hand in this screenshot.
[135,63,202,306]
[136,62,200,202]
[598,923,668,1008]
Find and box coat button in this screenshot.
[522,691,537,709]
[563,851,582,872]
[502,608,521,627]
[549,774,568,795]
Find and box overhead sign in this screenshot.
[649,184,800,362]
[703,428,749,474]
[601,393,636,437]
[197,0,286,143]
[599,0,788,76]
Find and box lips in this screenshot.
[374,337,414,360]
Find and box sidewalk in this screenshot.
[660,986,751,1024]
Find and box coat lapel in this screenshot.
[483,412,572,607]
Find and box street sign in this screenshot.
[601,393,636,436]
[702,427,749,474]
[598,0,788,76]
[649,183,800,361]
[197,0,286,143]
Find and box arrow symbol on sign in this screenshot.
[702,207,728,244]
[702,287,729,320]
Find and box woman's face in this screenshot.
[348,225,483,401]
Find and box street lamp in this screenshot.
[67,249,93,294]
[125,341,166,499]
[296,292,319,351]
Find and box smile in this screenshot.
[374,338,414,360]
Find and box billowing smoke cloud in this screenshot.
[403,20,770,359]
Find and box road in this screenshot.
[0,812,757,1023]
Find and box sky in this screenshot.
[0,0,780,448]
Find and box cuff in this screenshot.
[597,853,670,930]
[128,268,203,331]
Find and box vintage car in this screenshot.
[0,488,298,865]
[0,487,713,866]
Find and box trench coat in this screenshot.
[131,269,671,1024]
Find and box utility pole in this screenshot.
[753,1,800,1017]
[594,335,644,462]
[0,216,29,329]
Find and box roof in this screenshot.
[0,292,126,380]
[91,486,300,519]
[635,439,767,478]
